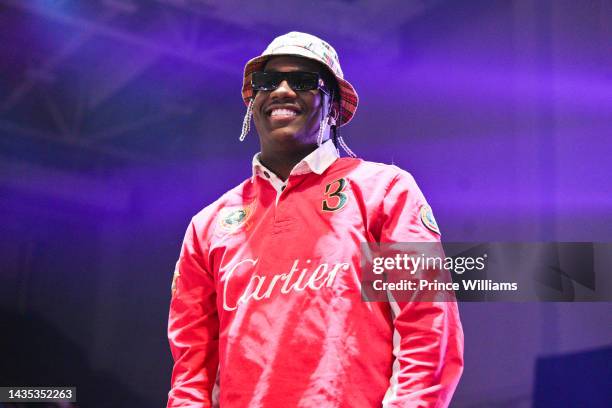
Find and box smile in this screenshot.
[270,108,299,118]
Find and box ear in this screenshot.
[328,99,340,125]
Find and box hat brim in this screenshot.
[242,54,358,127]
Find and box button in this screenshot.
[263,171,270,178]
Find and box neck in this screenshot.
[259,142,321,181]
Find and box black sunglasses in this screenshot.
[251,71,329,94]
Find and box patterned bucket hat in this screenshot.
[242,31,359,126]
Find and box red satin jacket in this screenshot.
[168,142,464,407]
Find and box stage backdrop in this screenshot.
[1,1,611,407]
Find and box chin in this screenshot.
[268,126,306,143]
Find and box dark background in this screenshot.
[1,0,611,407]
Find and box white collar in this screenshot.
[251,139,339,185]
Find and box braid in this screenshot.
[338,134,356,158]
[332,125,340,155]
[239,99,254,142]
[335,102,357,158]
[335,102,341,145]
[316,114,326,146]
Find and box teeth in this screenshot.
[270,108,298,117]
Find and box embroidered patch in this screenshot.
[420,204,440,235]
[171,268,180,295]
[218,202,255,232]
[322,178,348,212]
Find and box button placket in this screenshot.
[276,173,307,208]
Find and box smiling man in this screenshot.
[253,56,332,174]
[167,32,464,407]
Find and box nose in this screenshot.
[269,79,297,99]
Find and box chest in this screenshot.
[209,177,370,306]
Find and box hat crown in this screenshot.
[261,31,344,79]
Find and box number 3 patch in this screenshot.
[322,178,348,212]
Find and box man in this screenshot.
[168,32,464,407]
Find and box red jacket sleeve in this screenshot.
[377,171,464,408]
[167,220,219,407]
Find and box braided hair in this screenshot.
[319,68,356,158]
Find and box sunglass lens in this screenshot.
[252,72,278,91]
[288,72,319,91]
[251,72,320,91]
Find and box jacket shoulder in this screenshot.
[191,177,253,228]
[339,158,417,186]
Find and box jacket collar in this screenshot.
[251,139,339,184]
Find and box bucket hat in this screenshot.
[242,32,358,126]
